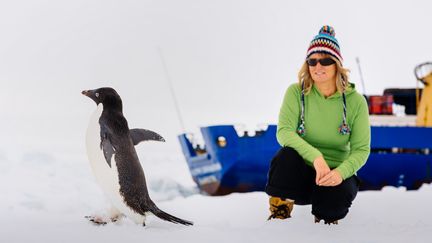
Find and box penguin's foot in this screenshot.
[108,207,125,223]
[110,213,125,223]
[85,215,108,226]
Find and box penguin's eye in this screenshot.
[95,92,100,98]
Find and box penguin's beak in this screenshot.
[82,89,99,104]
[82,90,92,97]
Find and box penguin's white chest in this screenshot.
[85,104,145,224]
[85,104,118,195]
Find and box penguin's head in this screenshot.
[82,87,122,109]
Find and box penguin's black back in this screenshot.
[93,88,152,213]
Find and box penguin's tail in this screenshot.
[149,203,193,226]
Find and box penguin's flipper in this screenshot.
[130,128,165,145]
[100,127,115,168]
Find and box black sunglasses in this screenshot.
[307,58,336,66]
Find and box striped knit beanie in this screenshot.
[306,25,342,63]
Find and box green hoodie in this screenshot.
[277,83,371,180]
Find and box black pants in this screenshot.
[265,147,359,222]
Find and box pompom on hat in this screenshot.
[306,25,343,63]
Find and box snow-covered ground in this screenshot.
[1,150,431,243]
[1,0,432,242]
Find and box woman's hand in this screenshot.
[313,156,331,185]
[318,169,343,187]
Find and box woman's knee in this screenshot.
[266,147,314,199]
[268,147,307,176]
[272,147,303,165]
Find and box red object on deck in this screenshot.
[368,95,394,115]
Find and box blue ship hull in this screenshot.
[178,125,432,195]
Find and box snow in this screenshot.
[1,150,431,243]
[1,0,432,242]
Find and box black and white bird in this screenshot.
[82,87,193,226]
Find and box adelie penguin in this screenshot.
[82,87,193,226]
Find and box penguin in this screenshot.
[82,87,193,226]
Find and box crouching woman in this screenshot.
[265,26,370,225]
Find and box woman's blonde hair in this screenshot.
[297,54,350,94]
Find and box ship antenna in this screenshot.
[356,57,367,95]
[158,47,186,132]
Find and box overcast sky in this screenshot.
[1,0,431,156]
